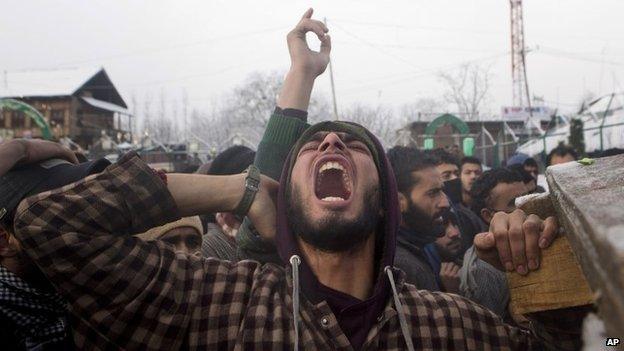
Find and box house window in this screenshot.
[51,109,64,127]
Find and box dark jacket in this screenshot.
[394,227,440,291]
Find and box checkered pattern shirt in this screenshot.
[0,266,69,349]
[13,153,580,350]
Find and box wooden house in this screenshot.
[0,67,132,149]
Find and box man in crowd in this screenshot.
[387,146,449,291]
[446,156,486,251]
[10,9,583,350]
[522,156,539,180]
[547,144,578,166]
[429,148,460,182]
[459,156,482,208]
[424,210,463,294]
[507,154,545,194]
[461,168,528,320]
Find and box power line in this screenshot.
[536,46,624,67]
[42,26,289,68]
[330,18,498,35]
[332,40,500,54]
[339,51,509,96]
[329,20,423,72]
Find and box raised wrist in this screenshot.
[226,173,247,212]
[287,66,319,81]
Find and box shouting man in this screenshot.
[13,10,582,350]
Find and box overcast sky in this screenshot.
[2,0,623,118]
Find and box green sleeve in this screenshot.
[236,111,310,263]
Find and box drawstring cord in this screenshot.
[290,255,301,351]
[385,266,415,351]
[288,258,413,351]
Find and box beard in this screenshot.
[286,183,381,253]
[402,199,445,245]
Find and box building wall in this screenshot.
[0,96,120,149]
[407,119,527,167]
[0,97,71,140]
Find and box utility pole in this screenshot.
[510,0,535,135]
[324,17,339,120]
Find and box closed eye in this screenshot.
[347,142,370,154]
[299,142,320,155]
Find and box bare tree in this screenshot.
[190,71,330,151]
[400,98,447,123]
[341,103,399,147]
[438,63,491,121]
[148,89,174,144]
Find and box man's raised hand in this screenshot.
[474,209,559,275]
[287,8,331,77]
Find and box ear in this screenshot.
[480,208,493,225]
[398,192,408,213]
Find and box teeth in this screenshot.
[321,196,345,202]
[319,161,345,174]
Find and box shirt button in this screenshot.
[321,318,329,327]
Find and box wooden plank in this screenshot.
[508,193,593,315]
[547,154,624,338]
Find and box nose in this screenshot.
[448,224,460,239]
[319,132,346,153]
[439,194,450,209]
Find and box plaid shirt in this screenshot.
[13,153,580,350]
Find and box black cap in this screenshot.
[0,158,111,226]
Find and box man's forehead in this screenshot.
[462,163,481,171]
[411,167,442,188]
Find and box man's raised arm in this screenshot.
[237,8,331,261]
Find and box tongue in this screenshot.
[316,169,348,199]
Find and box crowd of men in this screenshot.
[0,9,618,351]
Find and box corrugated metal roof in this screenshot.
[0,67,102,98]
[81,96,129,115]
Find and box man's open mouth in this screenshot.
[315,160,352,202]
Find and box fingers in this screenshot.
[301,8,313,19]
[299,19,329,41]
[539,216,559,249]
[524,214,542,271]
[320,34,331,56]
[473,231,495,251]
[508,209,528,274]
[440,262,460,276]
[440,262,450,274]
[451,263,461,275]
[490,211,513,272]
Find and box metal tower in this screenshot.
[510,0,531,108]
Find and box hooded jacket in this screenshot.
[15,151,580,350]
[274,121,400,350]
